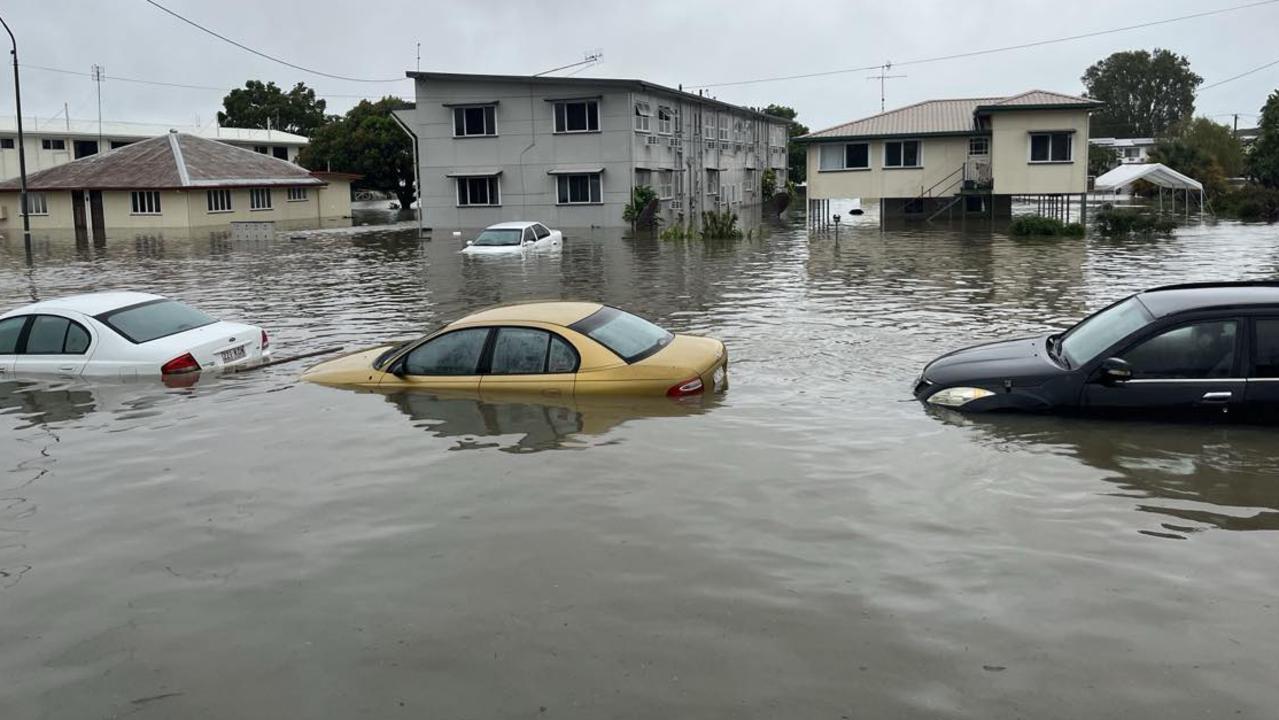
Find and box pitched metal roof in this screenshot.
[0,133,324,191]
[0,116,308,144]
[801,90,1100,141]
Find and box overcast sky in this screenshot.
[4,0,1277,133]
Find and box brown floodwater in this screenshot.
[2,207,1278,719]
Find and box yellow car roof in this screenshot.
[452,301,604,328]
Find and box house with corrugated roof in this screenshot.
[0,131,355,237]
[799,90,1101,221]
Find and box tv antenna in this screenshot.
[866,62,906,112]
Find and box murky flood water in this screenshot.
[2,209,1278,719]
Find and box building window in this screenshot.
[634,101,651,132]
[272,146,289,160]
[554,100,599,133]
[657,106,673,134]
[1030,132,1072,163]
[453,105,497,137]
[1123,147,1140,159]
[635,169,652,188]
[718,120,730,141]
[819,142,870,171]
[556,173,601,204]
[110,140,134,150]
[253,145,268,154]
[659,170,673,199]
[456,176,500,206]
[968,137,989,156]
[705,169,720,195]
[703,115,715,139]
[287,187,308,202]
[0,138,13,149]
[250,188,273,210]
[25,192,48,216]
[41,139,66,151]
[884,140,921,168]
[130,191,162,215]
[207,189,232,212]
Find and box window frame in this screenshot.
[453,104,498,137]
[250,188,273,211]
[1249,316,1279,379]
[554,99,600,134]
[286,187,309,202]
[130,190,162,216]
[1116,318,1243,381]
[41,138,66,151]
[658,170,673,199]
[634,101,651,132]
[968,136,990,156]
[25,192,49,216]
[657,106,673,135]
[1029,131,1073,164]
[555,173,602,205]
[883,139,922,169]
[488,326,582,376]
[0,315,27,355]
[455,175,501,207]
[532,223,551,240]
[818,142,870,172]
[0,138,14,149]
[398,327,492,377]
[17,314,93,356]
[207,188,233,213]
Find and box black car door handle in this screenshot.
[1201,391,1233,403]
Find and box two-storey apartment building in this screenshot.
[800,90,1100,220]
[0,116,308,181]
[393,72,790,230]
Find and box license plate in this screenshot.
[218,344,247,364]
[713,366,726,391]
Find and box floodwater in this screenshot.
[2,207,1278,719]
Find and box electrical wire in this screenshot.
[1200,57,1279,91]
[688,0,1279,89]
[143,0,403,83]
[19,63,401,100]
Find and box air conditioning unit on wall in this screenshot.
[646,135,661,145]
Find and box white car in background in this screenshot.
[0,292,270,381]
[463,222,563,254]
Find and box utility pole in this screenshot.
[866,62,906,112]
[91,64,105,150]
[1233,113,1239,135]
[0,14,31,247]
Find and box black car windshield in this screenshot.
[472,229,523,247]
[1060,297,1153,367]
[570,306,673,363]
[96,299,217,344]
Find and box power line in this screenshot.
[1200,57,1279,91]
[533,52,602,77]
[19,63,400,99]
[688,0,1279,89]
[143,0,403,83]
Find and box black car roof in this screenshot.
[1138,282,1279,318]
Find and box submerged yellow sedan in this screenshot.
[302,302,728,398]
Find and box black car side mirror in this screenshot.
[1098,357,1133,385]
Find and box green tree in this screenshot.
[1082,49,1202,137]
[1088,143,1119,177]
[218,80,329,137]
[1148,117,1244,197]
[1177,117,1244,177]
[298,97,416,209]
[1248,90,1279,188]
[763,104,810,183]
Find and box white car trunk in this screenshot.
[148,321,267,373]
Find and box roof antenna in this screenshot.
[866,61,906,112]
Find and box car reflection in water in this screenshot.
[377,388,721,453]
[926,406,1279,537]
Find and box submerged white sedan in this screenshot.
[0,292,270,381]
[462,221,563,254]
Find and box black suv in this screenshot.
[914,282,1279,422]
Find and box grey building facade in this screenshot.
[394,72,790,230]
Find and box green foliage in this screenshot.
[659,223,697,241]
[298,97,415,208]
[1215,186,1279,222]
[1247,90,1279,189]
[1094,209,1178,236]
[1088,143,1120,177]
[1178,117,1244,177]
[761,168,777,201]
[763,104,810,184]
[1149,136,1229,199]
[622,185,659,226]
[701,210,743,239]
[218,80,329,136]
[1009,216,1086,237]
[1082,49,1202,137]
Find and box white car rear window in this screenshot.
[98,300,217,344]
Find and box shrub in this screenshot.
[761,168,777,201]
[701,210,743,239]
[1094,209,1177,236]
[1009,215,1085,237]
[622,185,659,227]
[1215,185,1279,222]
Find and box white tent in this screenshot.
[1093,162,1204,215]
